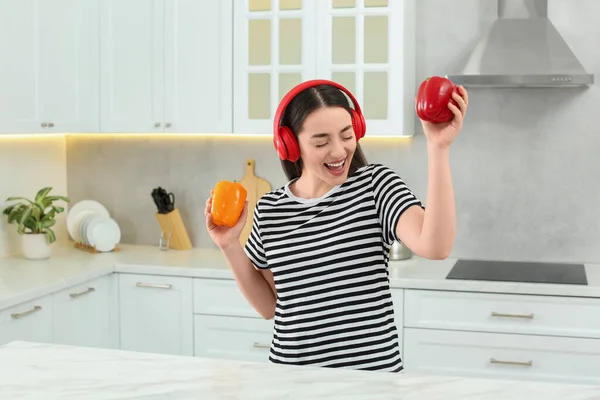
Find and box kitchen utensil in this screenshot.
[238,159,271,246]
[151,187,175,214]
[390,240,412,261]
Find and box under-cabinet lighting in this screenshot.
[0,132,414,141]
[0,133,66,139]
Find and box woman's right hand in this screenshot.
[205,190,249,250]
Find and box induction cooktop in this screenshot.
[446,259,588,285]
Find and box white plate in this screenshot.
[67,200,110,242]
[79,214,96,245]
[87,216,121,252]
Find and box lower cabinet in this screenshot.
[53,274,119,349]
[0,295,53,346]
[402,289,600,385]
[404,327,600,385]
[194,315,273,362]
[4,269,600,388]
[0,274,118,349]
[117,273,194,356]
[192,277,273,363]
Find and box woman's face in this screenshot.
[297,106,357,188]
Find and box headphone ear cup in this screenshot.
[351,109,366,140]
[273,129,288,160]
[278,126,301,162]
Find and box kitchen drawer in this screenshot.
[403,328,600,385]
[193,278,262,318]
[404,289,600,339]
[194,315,273,363]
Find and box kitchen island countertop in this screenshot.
[1,341,599,400]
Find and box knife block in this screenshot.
[155,208,192,250]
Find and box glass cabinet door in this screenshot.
[233,0,318,134]
[317,0,416,136]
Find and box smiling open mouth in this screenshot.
[324,159,346,173]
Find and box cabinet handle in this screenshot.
[48,122,54,128]
[490,358,533,367]
[11,306,42,319]
[70,287,95,299]
[154,122,161,127]
[165,122,171,128]
[252,343,270,349]
[136,282,172,289]
[41,123,48,128]
[491,312,534,319]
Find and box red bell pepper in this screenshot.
[415,76,459,123]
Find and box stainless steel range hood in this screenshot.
[445,0,594,87]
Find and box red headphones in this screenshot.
[273,79,366,162]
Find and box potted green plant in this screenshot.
[2,187,70,260]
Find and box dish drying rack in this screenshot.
[74,241,120,254]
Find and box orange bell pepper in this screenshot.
[210,180,247,227]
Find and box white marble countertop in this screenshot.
[2,242,600,311]
[1,341,599,400]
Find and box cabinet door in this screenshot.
[316,0,416,136]
[100,0,164,132]
[164,0,232,133]
[38,0,100,133]
[118,273,193,356]
[0,0,99,134]
[53,275,119,349]
[0,296,53,346]
[233,0,318,134]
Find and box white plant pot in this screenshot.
[20,233,52,260]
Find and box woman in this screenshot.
[205,79,469,373]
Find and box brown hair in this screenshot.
[278,84,368,181]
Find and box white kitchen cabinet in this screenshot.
[404,289,600,339]
[233,0,416,136]
[193,277,274,362]
[117,273,194,356]
[233,0,318,134]
[401,288,600,385]
[194,315,274,363]
[100,0,232,133]
[0,0,100,134]
[52,274,119,349]
[403,328,600,385]
[0,295,53,346]
[193,278,264,318]
[316,0,416,137]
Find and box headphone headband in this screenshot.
[273,79,363,137]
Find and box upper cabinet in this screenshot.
[100,0,232,133]
[0,0,414,135]
[0,0,100,134]
[233,0,318,135]
[233,0,416,136]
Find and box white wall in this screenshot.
[0,136,68,258]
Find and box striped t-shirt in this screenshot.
[244,163,423,373]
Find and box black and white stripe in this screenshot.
[244,164,423,373]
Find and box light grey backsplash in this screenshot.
[66,0,600,263]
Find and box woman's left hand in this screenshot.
[421,85,469,150]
